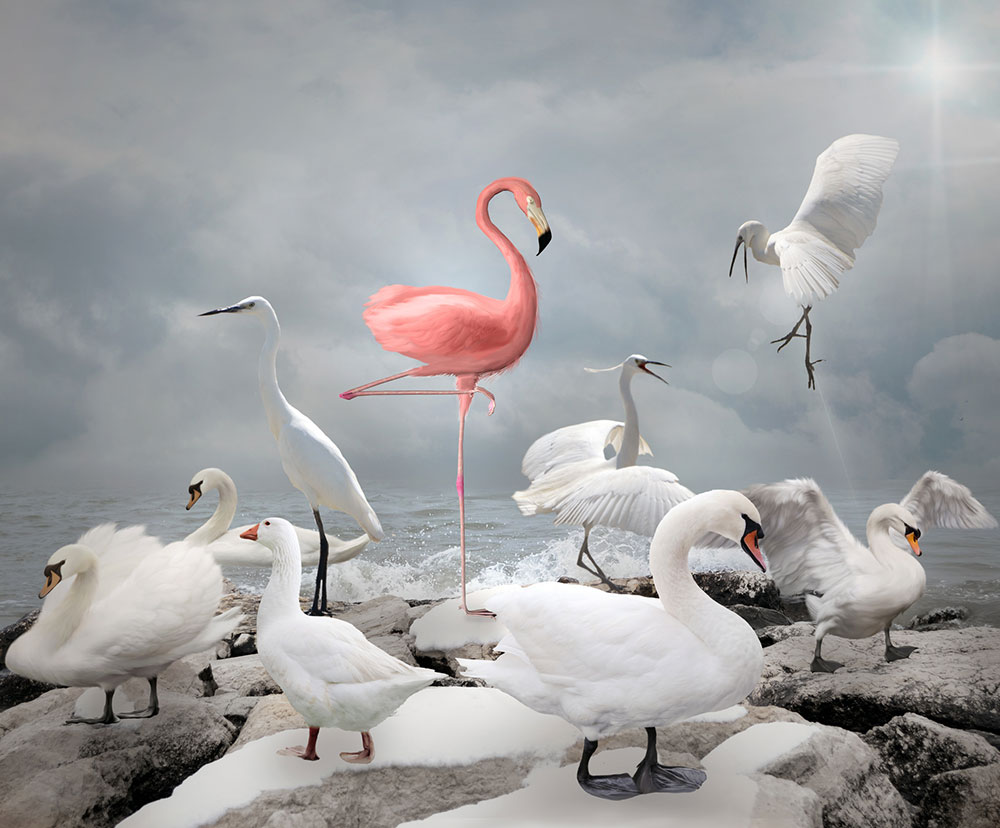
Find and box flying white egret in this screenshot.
[703,471,996,672]
[200,296,383,615]
[730,134,899,389]
[513,355,694,589]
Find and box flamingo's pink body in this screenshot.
[342,177,551,614]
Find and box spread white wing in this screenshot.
[520,419,652,482]
[899,471,998,530]
[774,134,899,304]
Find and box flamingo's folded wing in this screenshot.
[900,471,998,530]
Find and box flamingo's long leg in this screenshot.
[457,386,494,617]
[340,369,419,398]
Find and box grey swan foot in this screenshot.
[577,730,705,801]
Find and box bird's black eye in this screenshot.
[247,301,256,308]
[264,520,270,526]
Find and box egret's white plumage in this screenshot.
[184,467,369,567]
[731,134,899,388]
[248,518,444,762]
[513,355,693,587]
[5,524,241,723]
[721,472,996,671]
[459,491,765,798]
[200,296,382,614]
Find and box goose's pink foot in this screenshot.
[278,726,320,761]
[340,731,374,764]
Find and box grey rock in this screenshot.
[228,694,306,752]
[864,713,999,803]
[0,688,236,828]
[650,704,808,760]
[757,621,816,648]
[750,627,1000,736]
[906,606,970,631]
[758,724,910,828]
[693,570,782,609]
[918,763,1000,828]
[208,654,282,698]
[368,633,418,666]
[749,774,824,827]
[728,603,792,629]
[336,594,412,638]
[230,632,257,657]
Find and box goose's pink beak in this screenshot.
[240,523,260,541]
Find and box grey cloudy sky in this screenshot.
[1,0,998,501]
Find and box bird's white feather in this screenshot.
[899,470,998,531]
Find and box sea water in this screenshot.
[1,481,998,630]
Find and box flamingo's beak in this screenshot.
[240,523,260,541]
[186,483,202,511]
[526,202,552,255]
[740,516,766,572]
[39,561,64,598]
[905,525,922,557]
[729,238,748,283]
[639,360,671,385]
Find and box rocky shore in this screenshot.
[1,574,998,827]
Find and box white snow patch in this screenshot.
[411,586,519,650]
[683,704,747,723]
[120,687,578,828]
[703,721,821,775]
[400,746,761,828]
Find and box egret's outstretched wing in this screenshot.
[741,478,872,596]
[900,471,998,530]
[552,466,695,537]
[520,420,651,482]
[776,134,899,304]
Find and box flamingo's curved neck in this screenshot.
[616,370,640,469]
[257,308,292,438]
[476,180,538,344]
[186,476,238,545]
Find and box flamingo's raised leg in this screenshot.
[339,730,375,764]
[279,726,321,761]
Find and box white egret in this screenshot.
[5,524,241,724]
[200,296,383,615]
[184,467,369,567]
[243,518,444,762]
[730,134,899,388]
[460,491,765,800]
[513,355,694,589]
[706,472,996,672]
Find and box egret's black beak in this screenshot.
[729,239,748,283]
[537,228,552,256]
[639,360,671,384]
[199,305,241,317]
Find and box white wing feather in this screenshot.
[775,134,899,304]
[520,420,651,482]
[551,466,695,536]
[900,471,998,530]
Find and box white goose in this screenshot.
[460,490,765,800]
[200,296,383,615]
[732,471,997,672]
[184,467,369,567]
[243,518,444,762]
[5,524,241,724]
[513,355,694,589]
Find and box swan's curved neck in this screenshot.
[476,180,538,346]
[616,370,640,469]
[186,477,238,546]
[39,569,98,647]
[866,515,911,567]
[257,308,292,438]
[259,536,304,620]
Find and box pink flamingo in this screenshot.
[341,177,551,616]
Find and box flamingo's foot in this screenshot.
[278,745,320,761]
[118,705,159,719]
[461,606,497,618]
[885,644,917,662]
[810,655,843,673]
[474,386,496,415]
[339,391,356,401]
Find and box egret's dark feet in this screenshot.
[885,644,917,662]
[771,330,805,352]
[810,655,843,673]
[307,606,333,617]
[118,706,158,719]
[634,762,706,794]
[805,358,823,390]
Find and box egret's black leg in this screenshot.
[802,307,823,390]
[632,727,706,794]
[309,508,331,616]
[810,637,843,673]
[118,677,160,718]
[576,738,640,800]
[884,627,917,662]
[66,689,117,725]
[575,528,624,593]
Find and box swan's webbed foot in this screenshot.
[66,689,117,725]
[578,771,643,800]
[339,731,374,764]
[810,655,843,673]
[119,678,159,719]
[885,644,917,662]
[634,762,707,794]
[279,727,321,761]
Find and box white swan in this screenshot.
[729,134,899,388]
[184,467,369,567]
[732,471,997,672]
[200,296,383,615]
[513,355,694,589]
[5,524,241,723]
[460,490,765,800]
[243,518,444,762]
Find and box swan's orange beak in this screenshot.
[39,562,63,598]
[742,529,766,572]
[186,485,202,510]
[240,523,260,541]
[906,530,921,557]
